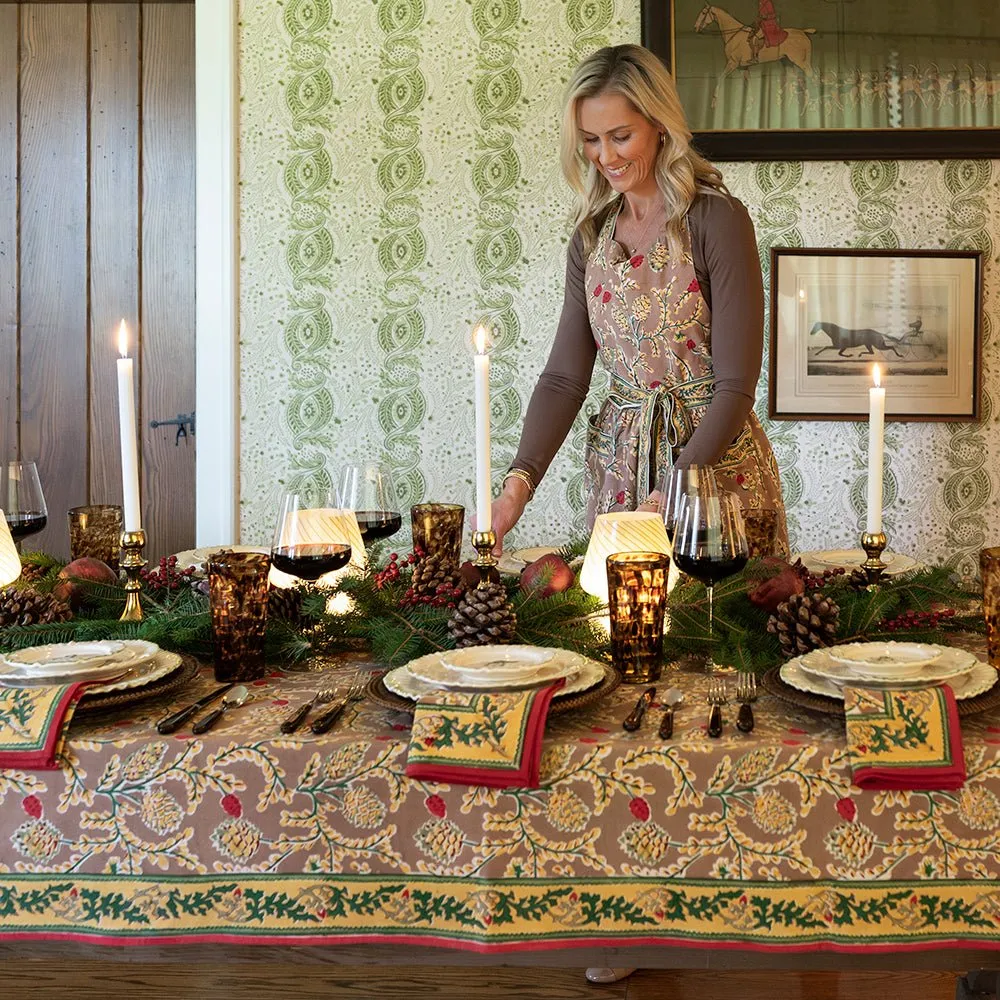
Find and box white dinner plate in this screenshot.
[442,644,554,673]
[826,641,942,671]
[496,546,559,576]
[781,656,994,702]
[792,550,923,577]
[408,649,576,690]
[172,545,269,573]
[0,649,181,692]
[0,639,161,682]
[384,649,605,700]
[796,644,976,687]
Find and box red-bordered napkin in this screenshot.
[405,679,565,788]
[0,681,90,770]
[844,684,965,791]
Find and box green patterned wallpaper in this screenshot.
[239,0,997,578]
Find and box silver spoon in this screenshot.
[192,685,250,734]
[658,687,684,739]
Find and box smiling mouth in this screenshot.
[606,163,631,178]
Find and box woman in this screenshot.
[493,43,787,559]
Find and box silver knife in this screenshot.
[156,682,236,734]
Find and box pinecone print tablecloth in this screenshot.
[0,658,999,950]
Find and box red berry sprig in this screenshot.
[373,549,423,590]
[400,581,465,610]
[880,607,956,632]
[792,559,846,591]
[140,554,196,592]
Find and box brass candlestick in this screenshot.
[119,529,147,621]
[859,530,889,589]
[471,529,499,589]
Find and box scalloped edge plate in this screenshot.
[781,656,994,701]
[792,549,923,576]
[385,650,605,700]
[797,644,975,686]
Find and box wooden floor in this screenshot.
[1,963,965,999]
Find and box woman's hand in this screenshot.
[488,479,532,556]
[636,489,663,514]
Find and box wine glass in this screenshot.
[3,461,48,546]
[672,490,749,672]
[337,462,402,546]
[658,464,718,538]
[270,492,353,583]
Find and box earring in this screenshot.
[659,133,666,145]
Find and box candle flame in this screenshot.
[117,319,129,358]
[473,325,488,355]
[873,364,881,388]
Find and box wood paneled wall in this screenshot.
[1,1,195,561]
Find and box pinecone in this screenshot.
[411,550,461,600]
[767,591,839,658]
[268,585,304,624]
[0,586,72,627]
[447,582,517,648]
[15,563,49,586]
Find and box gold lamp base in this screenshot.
[119,529,147,621]
[859,530,888,589]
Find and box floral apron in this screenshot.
[583,201,788,555]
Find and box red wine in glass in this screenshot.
[5,511,47,542]
[673,551,748,585]
[355,510,402,542]
[270,543,351,581]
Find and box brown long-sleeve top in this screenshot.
[512,192,765,488]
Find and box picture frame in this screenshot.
[642,1,1000,160]
[768,248,982,422]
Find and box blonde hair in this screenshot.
[561,44,727,255]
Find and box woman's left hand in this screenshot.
[636,489,663,514]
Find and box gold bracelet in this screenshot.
[503,468,536,502]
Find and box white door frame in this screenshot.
[194,0,239,544]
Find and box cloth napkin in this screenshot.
[405,679,565,788]
[0,681,90,770]
[844,684,965,791]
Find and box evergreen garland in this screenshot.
[0,551,984,673]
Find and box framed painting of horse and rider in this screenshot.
[768,248,982,421]
[642,1,1000,159]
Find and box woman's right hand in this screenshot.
[489,479,532,556]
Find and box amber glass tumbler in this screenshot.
[208,551,270,682]
[742,507,780,559]
[410,503,464,570]
[981,547,1000,670]
[68,504,123,572]
[606,551,670,684]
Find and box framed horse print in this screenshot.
[769,248,982,421]
[642,1,1000,159]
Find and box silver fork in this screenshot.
[735,673,758,734]
[280,687,337,734]
[310,678,365,735]
[707,677,727,738]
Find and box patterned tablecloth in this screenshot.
[3,657,1000,952]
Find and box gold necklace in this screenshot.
[617,202,665,255]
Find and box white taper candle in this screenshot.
[116,320,142,532]
[473,325,491,531]
[866,364,885,535]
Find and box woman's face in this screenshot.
[577,91,662,200]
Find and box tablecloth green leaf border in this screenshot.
[0,547,983,672]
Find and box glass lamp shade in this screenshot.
[580,511,672,603]
[0,510,20,586]
[268,507,367,590]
